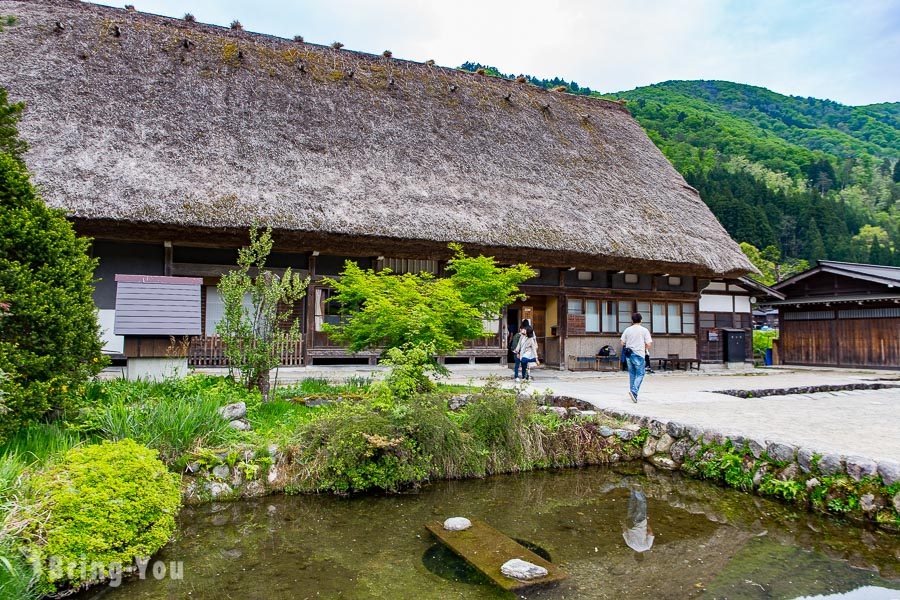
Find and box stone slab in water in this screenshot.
[425,519,566,591]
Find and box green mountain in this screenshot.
[459,65,900,267]
[605,81,899,266]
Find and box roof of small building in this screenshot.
[0,0,753,277]
[773,260,900,291]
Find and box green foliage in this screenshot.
[294,381,545,493]
[752,329,779,357]
[274,376,371,399]
[322,244,533,355]
[0,88,26,163]
[0,140,104,440]
[72,376,255,462]
[217,226,309,397]
[741,243,810,285]
[23,440,181,593]
[759,476,804,501]
[375,343,440,402]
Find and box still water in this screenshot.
[78,465,899,599]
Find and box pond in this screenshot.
[76,465,899,599]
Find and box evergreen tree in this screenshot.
[804,218,827,261]
[893,160,900,184]
[868,237,892,265]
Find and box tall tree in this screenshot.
[804,218,827,262]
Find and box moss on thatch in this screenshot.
[0,0,753,276]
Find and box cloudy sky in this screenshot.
[92,0,898,105]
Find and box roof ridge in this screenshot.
[33,0,630,114]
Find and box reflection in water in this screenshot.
[73,465,900,600]
[622,488,654,553]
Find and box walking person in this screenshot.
[620,312,652,402]
[515,326,540,381]
[510,325,525,380]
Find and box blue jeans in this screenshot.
[519,357,537,379]
[626,353,646,398]
[513,356,522,379]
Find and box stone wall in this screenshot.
[598,407,900,532]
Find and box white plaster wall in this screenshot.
[734,296,752,313]
[699,294,733,312]
[127,358,188,381]
[98,309,124,354]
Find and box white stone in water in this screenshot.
[443,517,472,531]
[500,558,548,580]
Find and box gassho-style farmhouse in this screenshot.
[1,0,765,375]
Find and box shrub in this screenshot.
[0,122,104,438]
[297,400,429,493]
[752,329,778,357]
[23,440,181,593]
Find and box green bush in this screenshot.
[23,439,181,593]
[752,329,779,357]
[0,145,104,439]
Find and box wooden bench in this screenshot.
[657,354,701,371]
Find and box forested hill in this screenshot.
[460,64,900,271]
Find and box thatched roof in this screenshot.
[0,0,753,277]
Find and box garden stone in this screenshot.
[567,407,582,417]
[205,481,233,500]
[766,442,797,463]
[747,439,766,459]
[845,456,878,481]
[648,420,665,437]
[500,559,547,581]
[642,438,657,458]
[877,460,900,486]
[185,461,201,474]
[752,465,769,488]
[448,395,469,411]
[218,402,247,421]
[666,421,687,439]
[267,444,279,457]
[650,455,677,470]
[579,410,597,417]
[655,433,674,454]
[243,481,265,498]
[443,517,472,531]
[797,448,814,473]
[729,435,746,451]
[669,438,692,464]
[818,453,844,476]
[550,406,568,418]
[703,429,725,445]
[623,423,641,433]
[893,493,900,514]
[686,443,702,460]
[777,463,800,481]
[805,477,820,490]
[599,426,615,437]
[229,418,252,431]
[859,493,878,514]
[212,465,231,480]
[608,452,620,463]
[267,465,279,485]
[687,425,704,442]
[614,429,634,441]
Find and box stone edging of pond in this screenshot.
[181,394,900,533]
[593,402,900,533]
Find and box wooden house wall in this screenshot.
[779,305,900,368]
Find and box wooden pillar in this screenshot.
[558,270,567,370]
[303,253,317,366]
[163,241,173,276]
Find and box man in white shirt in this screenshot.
[620,312,652,403]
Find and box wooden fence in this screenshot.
[188,336,304,367]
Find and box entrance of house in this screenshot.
[508,297,556,365]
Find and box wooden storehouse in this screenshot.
[770,262,900,369]
[0,0,754,369]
